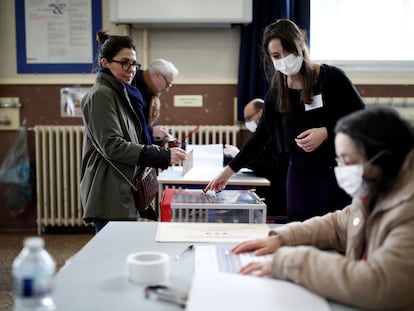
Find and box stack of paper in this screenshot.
[186,271,330,311]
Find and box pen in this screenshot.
[174,244,194,261]
[180,125,200,150]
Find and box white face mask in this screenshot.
[334,150,385,198]
[272,54,303,75]
[245,120,257,133]
[334,164,369,198]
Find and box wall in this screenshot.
[1,0,414,231]
[0,83,238,232]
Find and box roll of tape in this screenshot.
[126,251,170,284]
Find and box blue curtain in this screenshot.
[236,0,310,121]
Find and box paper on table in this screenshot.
[186,271,330,311]
[155,222,270,243]
[187,144,223,168]
[182,144,223,179]
[182,149,194,175]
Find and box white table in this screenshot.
[52,222,365,311]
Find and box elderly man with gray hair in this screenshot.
[133,59,179,220]
[133,58,179,140]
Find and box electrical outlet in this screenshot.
[0,97,21,130]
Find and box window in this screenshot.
[310,0,414,72]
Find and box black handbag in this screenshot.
[133,166,158,211]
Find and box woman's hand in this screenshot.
[231,235,282,256]
[204,166,235,192]
[238,260,273,277]
[169,147,187,164]
[295,127,328,152]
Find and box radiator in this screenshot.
[363,97,414,121]
[34,124,240,233]
[169,125,240,146]
[34,126,85,234]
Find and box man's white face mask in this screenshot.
[245,120,258,133]
[272,54,303,76]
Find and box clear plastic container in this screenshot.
[12,237,56,311]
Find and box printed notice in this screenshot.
[24,0,93,64]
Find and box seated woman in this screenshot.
[232,107,414,310]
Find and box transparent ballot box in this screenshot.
[160,189,266,223]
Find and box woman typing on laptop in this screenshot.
[232,107,414,310]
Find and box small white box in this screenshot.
[160,189,266,223]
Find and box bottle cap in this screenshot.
[24,236,44,249]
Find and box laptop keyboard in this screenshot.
[194,245,274,274]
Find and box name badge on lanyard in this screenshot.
[305,94,323,111]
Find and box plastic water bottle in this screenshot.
[12,237,56,311]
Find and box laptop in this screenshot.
[194,245,274,274]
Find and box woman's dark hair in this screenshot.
[93,30,136,72]
[261,19,317,111]
[335,107,414,205]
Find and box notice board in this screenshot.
[15,0,102,73]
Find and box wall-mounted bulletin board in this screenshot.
[15,0,102,74]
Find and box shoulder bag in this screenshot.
[86,129,158,211]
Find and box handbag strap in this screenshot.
[85,128,137,191]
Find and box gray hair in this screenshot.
[148,59,179,78]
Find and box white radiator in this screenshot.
[34,124,240,233]
[34,126,85,234]
[364,97,414,121]
[169,125,240,146]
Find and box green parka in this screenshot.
[80,72,169,222]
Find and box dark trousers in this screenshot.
[286,155,351,222]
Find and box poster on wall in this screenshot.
[15,0,102,73]
[60,87,89,118]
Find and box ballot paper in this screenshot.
[186,271,330,311]
[182,149,194,175]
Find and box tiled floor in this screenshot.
[0,232,93,311]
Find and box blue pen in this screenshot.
[180,140,186,150]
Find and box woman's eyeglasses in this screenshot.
[110,59,141,71]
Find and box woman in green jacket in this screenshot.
[80,32,186,233]
[232,107,414,310]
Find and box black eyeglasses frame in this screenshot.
[109,59,141,71]
[160,73,173,88]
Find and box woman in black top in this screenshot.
[205,19,365,221]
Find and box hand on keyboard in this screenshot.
[218,247,273,274]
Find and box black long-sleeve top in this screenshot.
[230,64,365,172]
